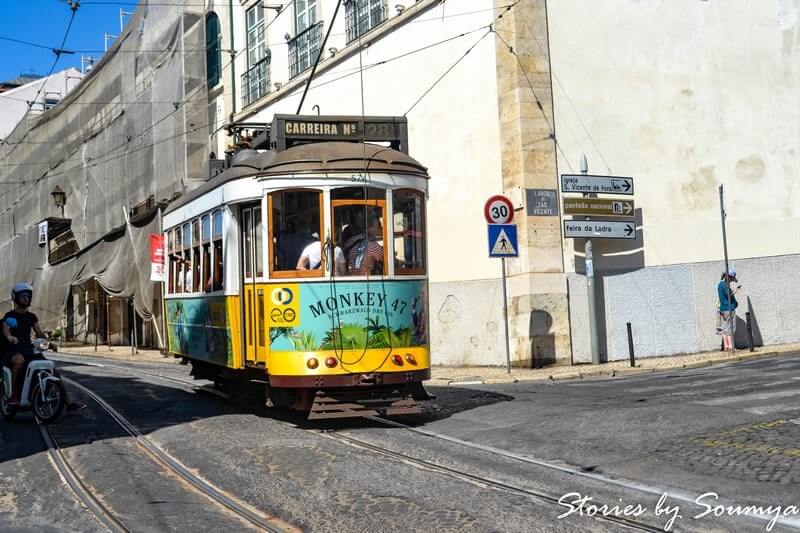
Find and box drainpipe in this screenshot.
[228,0,237,122]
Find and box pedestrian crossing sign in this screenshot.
[487,224,518,257]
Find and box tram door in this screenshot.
[240,203,268,366]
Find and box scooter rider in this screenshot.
[2,282,84,411]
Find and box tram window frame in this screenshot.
[173,227,183,294]
[212,209,224,291]
[332,198,388,277]
[182,223,192,293]
[201,214,212,292]
[267,189,324,279]
[166,229,176,294]
[191,220,202,292]
[392,189,426,276]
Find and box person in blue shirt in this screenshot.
[718,269,741,353]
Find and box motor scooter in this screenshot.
[0,338,66,422]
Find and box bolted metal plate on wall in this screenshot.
[526,188,559,216]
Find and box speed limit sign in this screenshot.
[484,195,514,224]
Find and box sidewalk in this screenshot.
[54,343,178,365]
[431,342,800,385]
[52,341,800,385]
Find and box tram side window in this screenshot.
[174,227,183,294]
[201,215,212,292]
[182,223,192,292]
[392,190,426,274]
[269,190,322,275]
[167,230,176,294]
[212,210,223,291]
[191,220,202,292]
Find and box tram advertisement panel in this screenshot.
[166,296,233,365]
[269,280,427,352]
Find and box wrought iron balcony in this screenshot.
[288,21,324,79]
[345,0,387,44]
[241,54,271,108]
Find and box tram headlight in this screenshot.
[391,354,404,366]
[405,353,417,366]
[306,358,319,369]
[325,357,338,368]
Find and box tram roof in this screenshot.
[164,142,428,215]
[257,142,428,177]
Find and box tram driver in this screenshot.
[343,212,384,276]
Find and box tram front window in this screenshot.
[332,203,386,276]
[269,190,322,276]
[392,190,426,274]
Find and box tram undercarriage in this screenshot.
[186,358,432,420]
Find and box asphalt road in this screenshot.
[1,351,799,532]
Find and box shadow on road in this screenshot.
[0,359,513,462]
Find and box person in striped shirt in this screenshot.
[344,212,384,275]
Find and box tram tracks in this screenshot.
[51,355,669,531]
[38,370,293,533]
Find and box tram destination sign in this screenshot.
[564,220,636,240]
[561,174,634,195]
[563,198,634,217]
[271,114,409,153]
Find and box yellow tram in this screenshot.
[162,115,431,418]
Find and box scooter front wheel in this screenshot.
[0,392,16,420]
[33,381,65,423]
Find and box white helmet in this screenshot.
[11,282,33,306]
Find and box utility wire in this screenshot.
[519,13,611,174]
[2,3,78,165]
[404,28,491,116]
[492,29,574,172]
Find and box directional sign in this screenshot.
[488,224,518,257]
[484,195,514,224]
[563,220,636,240]
[561,174,634,196]
[563,198,635,218]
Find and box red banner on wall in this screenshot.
[149,234,165,282]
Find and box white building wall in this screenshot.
[548,0,800,359]
[548,0,800,270]
[232,0,508,365]
[0,68,83,140]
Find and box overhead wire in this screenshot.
[2,3,78,166]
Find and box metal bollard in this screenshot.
[627,322,635,367]
[746,312,754,352]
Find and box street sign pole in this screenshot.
[501,257,511,374]
[484,197,516,374]
[582,154,601,365]
[719,184,732,352]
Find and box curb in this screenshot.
[438,349,797,387]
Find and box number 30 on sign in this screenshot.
[484,195,514,224]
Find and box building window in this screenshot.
[243,5,270,106]
[206,12,223,88]
[268,190,323,277]
[289,0,322,78]
[345,0,387,43]
[392,189,425,275]
[44,97,60,111]
[241,51,271,108]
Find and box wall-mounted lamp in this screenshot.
[395,3,406,14]
[328,46,338,57]
[284,33,292,41]
[274,82,283,90]
[51,185,66,217]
